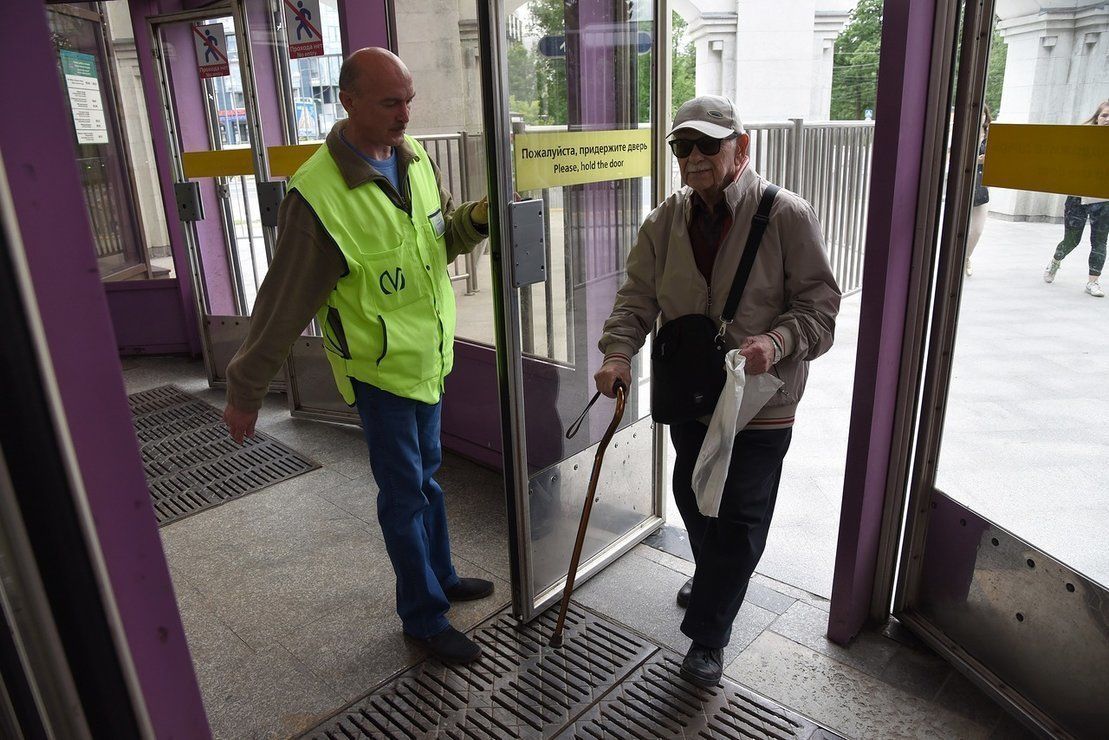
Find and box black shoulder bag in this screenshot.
[650,184,779,424]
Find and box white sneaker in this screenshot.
[1086,281,1104,297]
[964,259,973,277]
[1044,260,1060,283]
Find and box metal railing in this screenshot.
[415,132,482,295]
[751,120,874,295]
[78,157,126,259]
[671,119,875,295]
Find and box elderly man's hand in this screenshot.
[223,403,258,445]
[594,361,631,399]
[739,335,776,375]
[471,196,489,225]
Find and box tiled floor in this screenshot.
[123,355,1037,739]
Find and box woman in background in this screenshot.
[1043,100,1109,297]
[965,105,991,277]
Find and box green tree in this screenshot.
[528,0,568,125]
[671,13,695,117]
[984,25,1007,116]
[508,40,545,124]
[830,0,881,120]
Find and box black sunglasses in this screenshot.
[668,133,738,158]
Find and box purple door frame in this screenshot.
[1,2,208,734]
[828,0,937,644]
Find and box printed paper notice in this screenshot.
[514,129,651,191]
[61,50,108,145]
[193,23,230,79]
[283,0,324,59]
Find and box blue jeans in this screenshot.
[352,380,459,638]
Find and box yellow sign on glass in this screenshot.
[982,123,1108,199]
[514,129,651,192]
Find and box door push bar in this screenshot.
[549,379,628,648]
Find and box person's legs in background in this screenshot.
[1084,201,1108,297]
[965,203,988,277]
[1046,196,1089,285]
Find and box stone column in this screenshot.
[734,0,817,120]
[687,13,738,101]
[457,17,483,135]
[812,10,850,119]
[395,0,465,135]
[992,4,1109,220]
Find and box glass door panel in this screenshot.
[483,0,663,620]
[899,2,1109,735]
[48,3,150,281]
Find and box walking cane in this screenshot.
[549,378,627,648]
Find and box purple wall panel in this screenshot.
[828,0,936,645]
[1,2,209,734]
[339,0,391,53]
[442,342,502,469]
[106,280,192,354]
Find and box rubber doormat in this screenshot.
[302,603,840,740]
[129,385,319,526]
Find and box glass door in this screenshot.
[896,1,1109,735]
[48,3,151,282]
[479,0,666,620]
[149,2,278,383]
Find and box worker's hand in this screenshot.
[594,361,631,399]
[471,196,489,225]
[739,335,776,375]
[223,403,258,444]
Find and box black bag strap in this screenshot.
[718,184,780,331]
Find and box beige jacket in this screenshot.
[598,166,841,427]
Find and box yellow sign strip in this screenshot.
[982,123,1108,199]
[514,129,651,192]
[181,148,254,178]
[181,143,323,179]
[267,143,322,177]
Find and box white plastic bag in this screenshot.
[692,350,784,517]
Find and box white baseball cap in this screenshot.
[669,95,746,139]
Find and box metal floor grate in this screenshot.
[558,652,834,740]
[304,604,840,740]
[129,385,319,526]
[303,604,654,739]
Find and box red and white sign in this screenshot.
[193,23,230,79]
[283,0,324,59]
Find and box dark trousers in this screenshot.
[1054,197,1109,276]
[671,422,792,649]
[353,380,459,639]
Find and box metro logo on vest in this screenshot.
[379,267,406,295]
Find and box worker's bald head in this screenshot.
[338,47,410,96]
[337,48,415,157]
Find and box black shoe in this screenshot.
[406,626,482,664]
[680,642,723,688]
[676,577,693,609]
[444,577,495,602]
